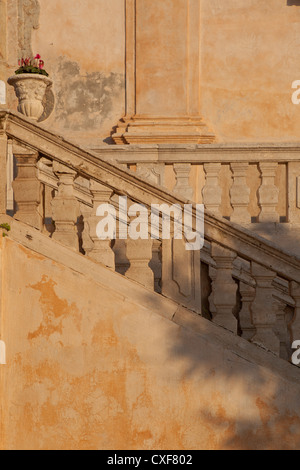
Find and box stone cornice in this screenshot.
[3,110,300,282]
[91,142,300,164]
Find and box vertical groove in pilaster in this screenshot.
[125,0,136,117]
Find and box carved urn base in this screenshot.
[7,74,52,121]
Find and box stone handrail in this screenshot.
[1,110,300,360]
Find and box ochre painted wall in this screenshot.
[1,236,300,450]
[32,0,300,144]
[201,0,300,142]
[32,0,126,146]
[2,1,300,145]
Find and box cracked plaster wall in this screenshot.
[2,0,125,146]
[4,1,300,145]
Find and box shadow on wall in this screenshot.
[167,318,300,449]
[74,202,300,448]
[153,224,300,449]
[6,204,300,449]
[161,257,300,449]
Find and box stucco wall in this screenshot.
[31,0,125,145]
[201,0,300,143]
[1,235,300,450]
[2,1,300,145]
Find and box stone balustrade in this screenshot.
[2,111,300,362]
[89,144,300,231]
[136,160,285,225]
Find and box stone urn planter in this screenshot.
[7,73,52,121]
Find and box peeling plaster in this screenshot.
[54,57,125,132]
[18,0,40,57]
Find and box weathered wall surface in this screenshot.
[1,235,300,450]
[201,0,300,143]
[30,0,125,145]
[2,0,300,144]
[0,0,125,145]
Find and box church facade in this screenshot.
[1,0,300,450]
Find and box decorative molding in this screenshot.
[112,0,215,144]
[3,111,300,284]
[136,162,165,187]
[112,116,216,145]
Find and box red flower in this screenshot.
[39,60,44,69]
[35,54,41,59]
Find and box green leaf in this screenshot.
[0,223,11,232]
[14,66,49,77]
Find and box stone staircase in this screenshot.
[3,216,300,450]
[1,110,300,363]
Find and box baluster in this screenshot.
[239,282,256,340]
[230,162,251,224]
[51,162,79,250]
[12,144,43,229]
[274,298,289,360]
[202,163,222,216]
[258,162,279,223]
[290,282,300,344]
[251,262,280,355]
[173,163,193,200]
[114,195,129,276]
[86,181,115,269]
[6,139,14,213]
[81,203,93,255]
[148,201,162,293]
[150,239,162,293]
[0,113,7,214]
[37,157,56,235]
[211,242,238,333]
[208,265,217,317]
[125,205,154,290]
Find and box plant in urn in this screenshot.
[8,55,52,121]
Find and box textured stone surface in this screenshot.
[8,74,52,121]
[1,232,300,450]
[2,1,300,144]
